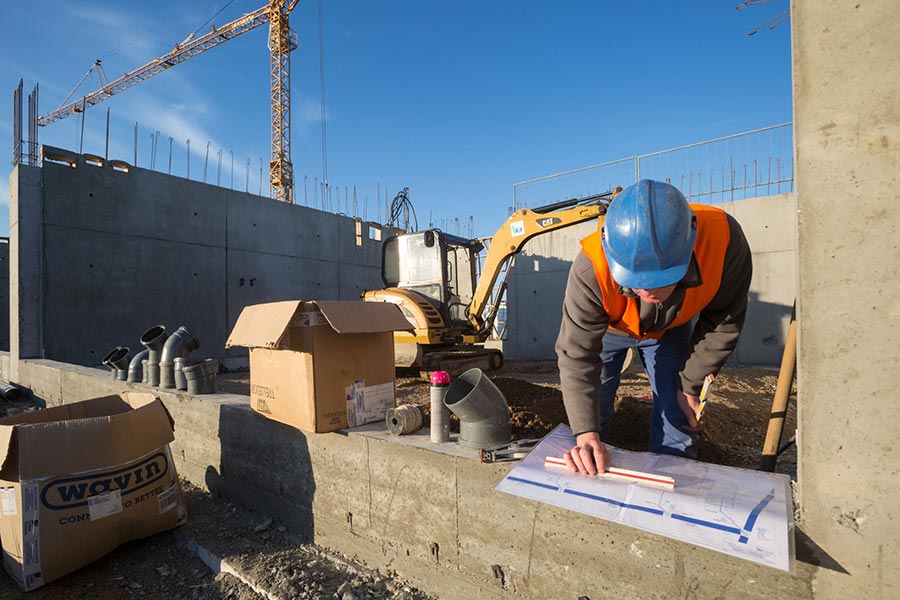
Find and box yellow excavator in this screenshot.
[362,187,624,373]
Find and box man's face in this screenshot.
[632,284,677,304]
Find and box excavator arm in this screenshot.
[466,188,622,337]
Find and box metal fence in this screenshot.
[512,123,794,210]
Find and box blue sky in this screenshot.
[0,0,791,238]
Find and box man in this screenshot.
[555,179,752,474]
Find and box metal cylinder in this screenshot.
[386,404,423,435]
[430,371,451,443]
[141,360,149,384]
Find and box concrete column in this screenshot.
[9,164,44,382]
[793,1,900,598]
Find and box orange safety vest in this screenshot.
[580,204,731,340]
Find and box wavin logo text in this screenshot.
[40,452,169,510]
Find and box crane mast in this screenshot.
[268,0,298,203]
[34,1,301,204]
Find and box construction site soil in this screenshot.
[392,360,798,477]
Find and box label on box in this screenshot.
[1,487,16,515]
[345,381,394,428]
[88,489,123,521]
[297,312,327,327]
[157,484,178,514]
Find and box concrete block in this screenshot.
[365,439,459,566]
[41,161,227,247]
[736,253,796,364]
[10,165,44,375]
[225,250,341,328]
[42,225,227,365]
[305,432,371,530]
[226,191,338,261]
[455,459,541,591]
[337,263,383,300]
[15,360,63,406]
[731,194,797,254]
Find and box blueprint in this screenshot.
[495,424,794,572]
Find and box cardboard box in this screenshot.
[0,392,187,591]
[226,300,412,433]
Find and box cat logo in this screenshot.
[256,397,273,414]
[537,217,562,228]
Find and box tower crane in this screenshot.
[35,1,300,203]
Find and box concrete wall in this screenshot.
[793,1,900,598]
[10,147,384,371]
[4,355,818,600]
[503,193,797,365]
[0,240,9,352]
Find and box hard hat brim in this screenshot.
[602,224,697,290]
[606,256,691,290]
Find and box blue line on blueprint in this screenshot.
[563,488,665,515]
[508,476,559,491]
[738,489,776,544]
[670,514,743,534]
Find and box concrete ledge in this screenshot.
[3,356,817,599]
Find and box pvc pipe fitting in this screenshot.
[184,359,217,395]
[0,382,22,402]
[443,368,512,450]
[173,357,188,391]
[140,325,168,364]
[160,326,199,389]
[102,346,131,381]
[127,349,150,383]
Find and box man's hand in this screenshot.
[564,431,610,475]
[676,391,708,433]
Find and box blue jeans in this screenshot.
[598,322,697,458]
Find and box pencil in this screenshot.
[694,373,715,421]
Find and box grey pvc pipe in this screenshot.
[161,326,199,363]
[140,325,168,364]
[0,380,22,402]
[102,346,130,380]
[127,349,150,383]
[443,368,512,450]
[105,346,131,382]
[159,326,199,388]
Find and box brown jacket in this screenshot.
[555,213,752,436]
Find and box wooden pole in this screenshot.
[759,302,797,472]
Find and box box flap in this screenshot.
[16,398,175,481]
[0,425,15,476]
[312,301,414,334]
[226,300,303,348]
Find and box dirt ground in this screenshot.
[0,481,433,600]
[395,360,798,478]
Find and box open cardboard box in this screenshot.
[226,300,412,433]
[0,392,187,591]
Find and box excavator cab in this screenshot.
[381,229,482,334]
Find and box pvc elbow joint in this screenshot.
[444,368,512,450]
[160,326,199,364]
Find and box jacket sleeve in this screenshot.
[556,252,609,436]
[679,214,753,395]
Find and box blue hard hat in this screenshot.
[601,179,697,289]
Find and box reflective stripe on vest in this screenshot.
[580,204,731,340]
